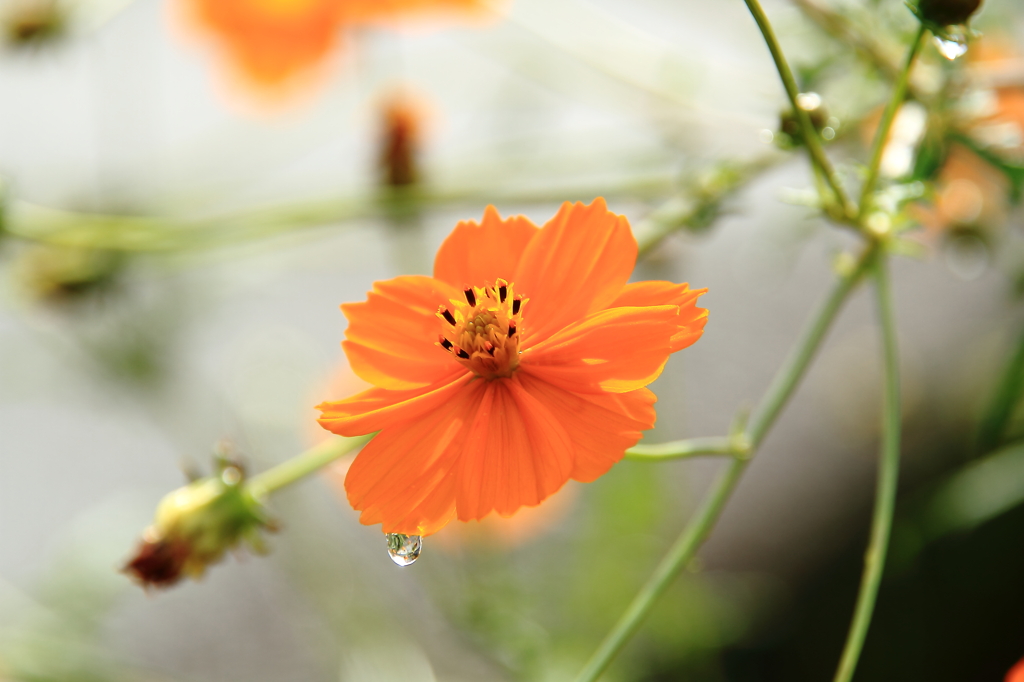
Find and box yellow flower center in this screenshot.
[437,279,526,380]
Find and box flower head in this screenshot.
[317,198,707,536]
[180,0,492,96]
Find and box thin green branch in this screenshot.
[747,246,876,447]
[634,155,782,255]
[858,24,928,217]
[790,0,925,102]
[574,245,876,682]
[831,255,902,682]
[741,0,856,219]
[574,457,746,682]
[625,436,738,461]
[245,435,372,501]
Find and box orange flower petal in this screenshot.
[518,374,656,482]
[345,379,487,535]
[342,275,462,390]
[317,370,471,436]
[1007,657,1024,682]
[611,281,709,352]
[455,376,574,521]
[184,0,347,87]
[513,198,637,345]
[521,305,679,394]
[433,205,539,289]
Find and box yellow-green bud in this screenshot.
[123,460,276,589]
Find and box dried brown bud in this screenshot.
[379,92,425,188]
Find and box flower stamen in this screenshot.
[436,280,528,379]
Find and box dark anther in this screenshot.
[512,297,522,315]
[464,288,476,306]
[438,335,454,351]
[456,348,471,359]
[498,284,507,302]
[507,322,517,338]
[440,307,456,326]
[484,342,495,355]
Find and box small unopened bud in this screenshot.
[378,92,424,188]
[123,457,276,589]
[2,0,65,47]
[12,244,121,303]
[914,0,983,27]
[778,93,830,149]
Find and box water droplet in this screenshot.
[221,466,242,486]
[933,34,967,60]
[759,128,774,144]
[822,126,836,141]
[386,533,422,566]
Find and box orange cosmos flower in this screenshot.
[317,198,708,537]
[182,0,492,92]
[182,0,348,88]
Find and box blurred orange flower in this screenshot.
[318,198,708,536]
[1006,656,1024,682]
[182,0,491,92]
[910,142,1008,235]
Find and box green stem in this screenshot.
[831,256,902,682]
[858,24,927,217]
[741,0,856,219]
[574,458,747,682]
[246,435,372,500]
[747,246,876,447]
[574,245,876,682]
[625,436,737,461]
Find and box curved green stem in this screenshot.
[831,256,902,682]
[246,435,372,500]
[625,436,738,461]
[747,245,876,447]
[574,245,876,682]
[741,0,856,218]
[574,457,746,682]
[858,24,927,217]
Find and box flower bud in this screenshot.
[378,92,425,188]
[123,458,276,589]
[914,0,983,27]
[2,0,65,47]
[11,244,121,304]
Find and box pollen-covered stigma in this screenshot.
[437,279,526,379]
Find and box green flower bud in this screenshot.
[123,459,276,589]
[2,0,65,46]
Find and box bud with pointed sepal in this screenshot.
[123,454,277,589]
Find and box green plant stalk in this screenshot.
[976,321,1024,452]
[246,435,372,501]
[741,0,855,218]
[573,458,747,682]
[625,436,736,461]
[748,245,876,447]
[831,255,902,682]
[858,24,927,216]
[574,245,877,682]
